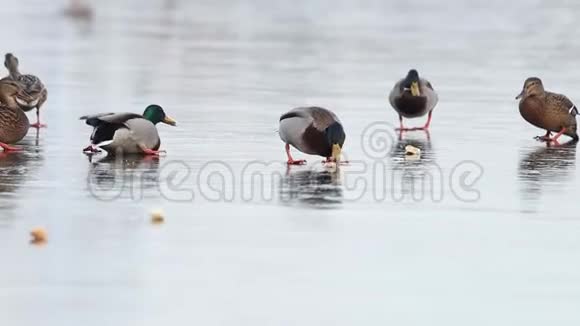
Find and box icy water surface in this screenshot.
[1,0,580,325]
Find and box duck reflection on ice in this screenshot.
[518,141,577,204]
[0,152,30,195]
[279,168,343,208]
[86,154,160,201]
[391,131,435,166]
[0,129,42,196]
[389,133,441,201]
[0,149,41,222]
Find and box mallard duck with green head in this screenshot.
[2,53,48,128]
[278,106,346,165]
[80,104,176,155]
[516,77,578,143]
[0,79,30,151]
[389,69,438,131]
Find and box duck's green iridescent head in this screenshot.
[325,122,346,162]
[401,69,421,97]
[142,104,176,126]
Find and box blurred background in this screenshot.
[1,0,579,325]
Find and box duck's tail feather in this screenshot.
[79,113,117,127]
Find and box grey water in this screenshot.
[1,0,580,325]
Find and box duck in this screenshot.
[278,106,346,165]
[516,77,579,143]
[63,0,93,19]
[0,79,30,151]
[389,69,438,131]
[2,53,48,128]
[80,104,176,155]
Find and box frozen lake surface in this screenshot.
[1,0,579,325]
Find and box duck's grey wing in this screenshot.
[80,112,142,127]
[389,80,404,108]
[279,108,309,121]
[80,113,142,148]
[420,78,438,112]
[19,75,45,94]
[279,109,308,145]
[300,106,339,131]
[80,112,115,126]
[546,92,577,116]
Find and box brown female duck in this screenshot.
[3,53,47,128]
[278,106,346,165]
[389,69,438,131]
[516,77,578,143]
[0,80,30,151]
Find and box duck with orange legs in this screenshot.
[516,77,579,145]
[278,106,346,165]
[0,79,30,151]
[389,69,438,132]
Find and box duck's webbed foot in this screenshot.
[143,149,166,156]
[287,159,307,165]
[546,128,567,144]
[396,127,420,132]
[285,144,306,165]
[322,158,349,165]
[139,144,166,156]
[30,122,47,129]
[0,142,21,152]
[30,109,47,129]
[396,112,432,132]
[82,145,101,153]
[404,126,429,131]
[534,131,552,142]
[547,140,562,147]
[137,142,166,156]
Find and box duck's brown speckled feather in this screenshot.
[0,79,30,143]
[2,54,47,111]
[519,91,578,139]
[0,104,29,144]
